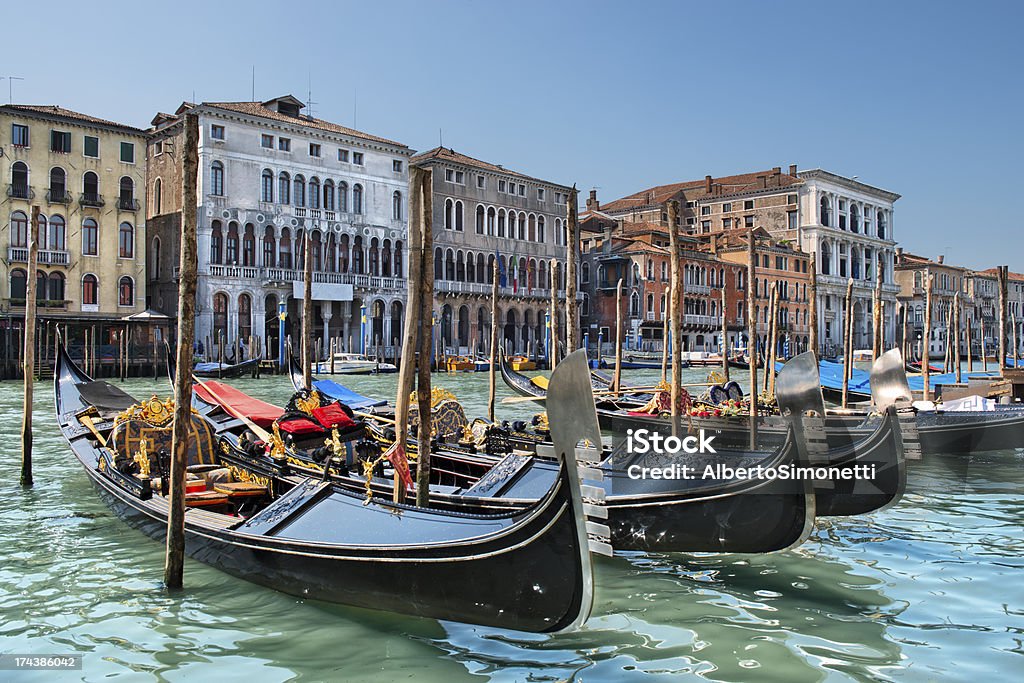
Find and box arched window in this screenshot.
[225,222,239,264]
[528,214,536,241]
[309,177,321,209]
[394,241,404,278]
[456,250,466,282]
[877,211,886,239]
[118,276,134,307]
[151,238,161,280]
[498,209,506,237]
[258,226,273,267]
[850,204,860,233]
[261,169,274,202]
[11,211,28,248]
[352,236,364,273]
[476,205,485,234]
[434,247,444,280]
[119,222,134,258]
[212,292,228,340]
[36,213,47,247]
[119,176,135,209]
[820,242,831,276]
[238,293,252,341]
[10,269,27,300]
[338,182,348,212]
[323,180,334,211]
[353,184,363,214]
[486,207,496,236]
[49,167,67,201]
[339,234,350,272]
[48,272,65,302]
[242,223,256,266]
[82,218,98,255]
[49,215,65,251]
[293,174,305,207]
[82,274,98,305]
[445,248,455,280]
[278,172,291,204]
[210,220,223,264]
[517,213,526,240]
[154,178,163,214]
[445,198,453,230]
[312,231,323,271]
[581,262,590,283]
[382,239,392,277]
[11,162,29,198]
[83,171,99,201]
[538,216,545,242]
[393,191,403,221]
[454,200,463,231]
[630,291,640,317]
[819,195,830,227]
[210,161,224,196]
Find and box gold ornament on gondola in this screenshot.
[269,423,286,461]
[134,439,151,477]
[115,396,176,428]
[410,387,457,408]
[295,391,321,415]
[707,371,726,385]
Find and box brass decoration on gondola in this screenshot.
[410,387,457,408]
[295,391,321,415]
[268,423,286,461]
[115,396,176,429]
[134,440,151,477]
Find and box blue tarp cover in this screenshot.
[313,379,388,411]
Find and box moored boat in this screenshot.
[55,340,600,633]
[194,357,261,379]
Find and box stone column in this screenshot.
[321,303,333,352]
[341,306,352,352]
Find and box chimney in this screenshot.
[895,247,903,264]
[771,166,781,175]
[937,255,944,264]
[789,164,798,176]
[710,233,718,254]
[757,175,767,189]
[586,189,599,212]
[705,175,712,193]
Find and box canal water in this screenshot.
[1,367,1022,681]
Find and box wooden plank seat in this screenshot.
[185,490,230,508]
[213,482,268,499]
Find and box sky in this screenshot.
[5,0,1021,270]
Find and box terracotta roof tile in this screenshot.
[601,170,803,213]
[411,146,569,188]
[1,104,145,133]
[202,100,407,147]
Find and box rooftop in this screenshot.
[411,146,570,188]
[601,169,802,213]
[1,104,146,134]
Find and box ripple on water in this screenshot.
[1,376,1023,680]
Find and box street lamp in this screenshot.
[360,303,367,355]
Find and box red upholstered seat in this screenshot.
[277,416,324,435]
[194,381,283,428]
[311,403,357,430]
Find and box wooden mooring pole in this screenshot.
[301,232,313,391]
[612,278,624,397]
[998,265,1008,373]
[669,200,683,419]
[165,111,199,589]
[414,168,434,508]
[954,292,962,383]
[841,278,854,409]
[720,284,729,382]
[394,166,424,504]
[20,205,40,487]
[764,282,777,394]
[808,252,818,359]
[549,258,558,370]
[745,229,758,448]
[565,185,579,354]
[488,259,499,422]
[923,274,934,401]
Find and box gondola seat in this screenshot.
[410,399,469,441]
[184,490,230,508]
[110,399,218,471]
[213,481,269,499]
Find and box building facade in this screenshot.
[411,147,573,357]
[146,96,412,360]
[1,104,148,371]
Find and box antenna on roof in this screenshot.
[306,73,317,117]
[0,76,24,104]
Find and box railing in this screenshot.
[46,188,72,204]
[8,247,70,265]
[687,283,712,295]
[7,184,33,200]
[646,312,656,321]
[208,264,261,279]
[684,314,715,327]
[309,209,322,219]
[7,298,69,310]
[324,211,336,221]
[117,197,140,211]
[294,207,307,217]
[80,192,105,207]
[263,267,407,291]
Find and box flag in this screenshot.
[497,251,507,287]
[512,254,519,293]
[384,441,413,490]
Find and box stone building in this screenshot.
[0,104,148,370]
[596,165,900,356]
[410,147,573,358]
[146,96,412,360]
[894,251,968,360]
[711,228,812,357]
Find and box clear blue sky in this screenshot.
[7,0,1020,270]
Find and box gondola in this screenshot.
[55,340,601,633]
[211,351,820,553]
[193,357,261,379]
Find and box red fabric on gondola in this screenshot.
[194,381,283,428]
[277,417,324,435]
[311,403,357,430]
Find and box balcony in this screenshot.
[8,247,70,265]
[7,298,69,310]
[684,314,715,327]
[263,268,407,292]
[208,264,262,279]
[117,197,140,211]
[7,184,34,200]
[80,192,105,208]
[687,283,712,295]
[46,188,72,205]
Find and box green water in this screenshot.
[2,368,1022,681]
